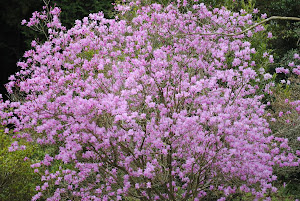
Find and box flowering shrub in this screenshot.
[1,1,300,200]
[263,52,300,197]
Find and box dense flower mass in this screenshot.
[0,1,299,200]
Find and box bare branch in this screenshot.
[177,16,300,37]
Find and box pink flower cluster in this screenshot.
[275,67,289,74]
[1,1,299,200]
[21,5,65,40]
[276,53,300,76]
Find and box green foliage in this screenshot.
[232,187,299,200]
[255,0,300,59]
[0,126,77,200]
[0,129,41,201]
[77,49,100,61]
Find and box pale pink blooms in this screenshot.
[261,13,267,19]
[276,67,290,74]
[267,32,272,38]
[253,8,259,14]
[264,73,272,80]
[269,55,274,63]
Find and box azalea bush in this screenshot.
[1,0,300,200]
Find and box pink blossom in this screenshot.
[264,73,272,80]
[279,111,284,117]
[253,8,259,14]
[261,13,267,19]
[21,19,27,25]
[247,30,253,37]
[263,52,269,58]
[267,32,272,38]
[269,55,274,63]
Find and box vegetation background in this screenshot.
[0,0,299,200]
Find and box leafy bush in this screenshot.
[264,52,300,199]
[1,1,299,200]
[255,0,300,60]
[0,128,41,200]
